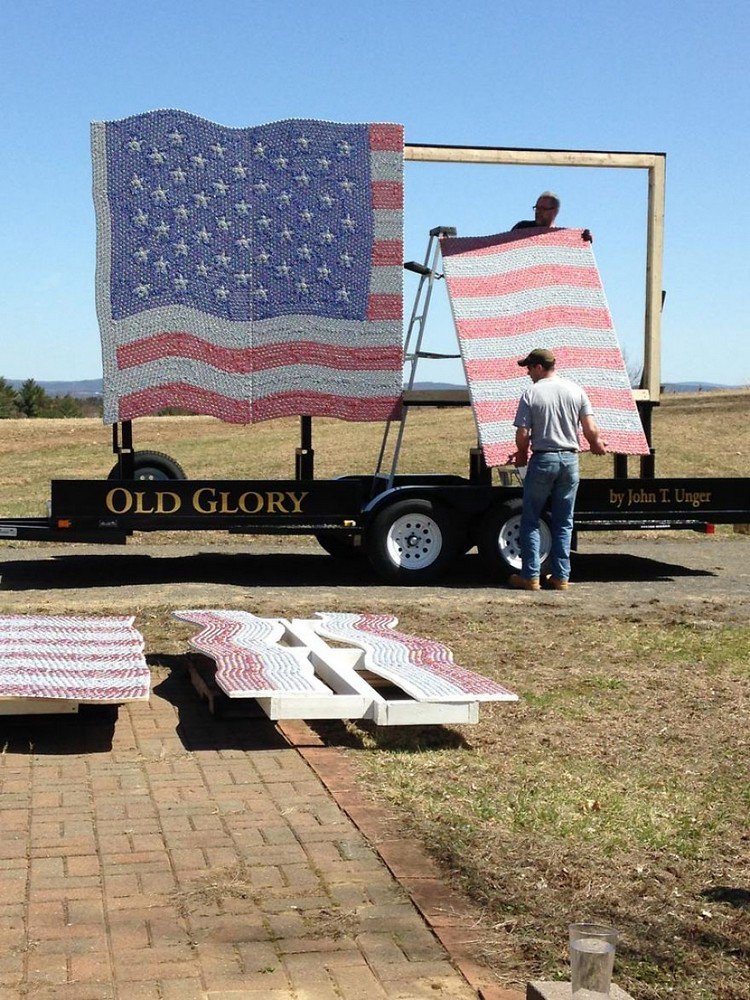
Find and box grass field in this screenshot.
[1,391,749,998]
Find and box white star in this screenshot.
[296,279,310,295]
[255,285,268,300]
[134,282,151,299]
[171,166,187,184]
[173,273,188,290]
[174,239,189,256]
[154,256,169,274]
[277,191,292,207]
[149,147,166,165]
[299,208,314,224]
[298,244,313,261]
[276,261,291,278]
[168,130,185,146]
[214,251,231,268]
[273,154,288,170]
[280,225,293,241]
[338,140,352,157]
[297,135,311,150]
[196,262,210,277]
[319,192,334,208]
[256,249,271,264]
[196,227,211,244]
[340,177,355,193]
[151,186,168,204]
[253,142,266,158]
[174,204,190,221]
[216,216,232,231]
[213,179,229,195]
[319,227,335,245]
[235,199,251,215]
[317,157,331,171]
[317,264,331,280]
[253,179,270,194]
[132,209,149,227]
[154,221,170,239]
[336,286,350,302]
[214,285,230,301]
[235,270,251,286]
[236,235,251,249]
[295,170,311,187]
[193,191,210,208]
[192,153,207,169]
[340,251,353,267]
[127,138,143,153]
[210,142,227,158]
[134,247,149,262]
[233,161,248,178]
[257,214,272,230]
[342,214,356,232]
[131,175,145,191]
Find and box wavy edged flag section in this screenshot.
[0,616,150,702]
[440,228,649,465]
[92,112,404,424]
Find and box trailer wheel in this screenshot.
[315,531,363,560]
[477,499,552,580]
[366,499,459,583]
[107,451,187,481]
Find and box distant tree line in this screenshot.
[0,378,103,419]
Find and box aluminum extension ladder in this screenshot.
[374,225,462,486]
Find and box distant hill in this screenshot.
[661,381,742,393]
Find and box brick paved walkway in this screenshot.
[0,663,482,1000]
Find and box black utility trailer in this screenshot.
[1,402,748,585]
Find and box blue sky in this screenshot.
[1,0,747,386]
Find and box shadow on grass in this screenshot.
[306,717,472,751]
[150,654,289,753]
[702,885,750,911]
[0,704,117,754]
[0,547,715,591]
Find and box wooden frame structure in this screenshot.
[404,143,666,402]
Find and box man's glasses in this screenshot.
[534,204,556,211]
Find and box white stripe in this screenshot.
[459,327,621,361]
[591,408,646,431]
[373,209,402,240]
[253,366,402,397]
[442,243,591,277]
[370,150,403,182]
[451,285,607,319]
[369,266,402,293]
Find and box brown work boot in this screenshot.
[508,573,540,591]
[542,574,569,590]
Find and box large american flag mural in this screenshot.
[440,228,650,466]
[92,112,404,424]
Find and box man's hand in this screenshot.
[511,450,528,468]
[590,439,607,456]
[582,229,593,243]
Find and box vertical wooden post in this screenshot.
[643,155,666,401]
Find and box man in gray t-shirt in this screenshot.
[510,348,607,591]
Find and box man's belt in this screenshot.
[532,449,578,454]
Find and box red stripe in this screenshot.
[369,124,404,151]
[454,307,612,338]
[577,386,636,409]
[253,392,402,422]
[120,384,252,423]
[473,400,522,423]
[464,358,525,381]
[372,240,403,265]
[371,181,403,209]
[367,294,402,320]
[446,264,601,297]
[464,348,624,381]
[441,228,587,257]
[117,334,402,372]
[119,385,402,424]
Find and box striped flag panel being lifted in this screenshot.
[92,111,404,424]
[440,228,650,466]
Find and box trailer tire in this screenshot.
[108,451,187,481]
[477,499,552,580]
[366,498,459,583]
[315,531,364,560]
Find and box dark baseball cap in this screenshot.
[518,348,555,367]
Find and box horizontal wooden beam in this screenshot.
[405,144,663,170]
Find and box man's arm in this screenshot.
[581,414,607,455]
[513,426,531,467]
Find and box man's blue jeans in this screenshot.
[520,452,580,581]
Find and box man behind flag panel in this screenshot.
[510,347,607,591]
[92,111,404,425]
[512,190,592,242]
